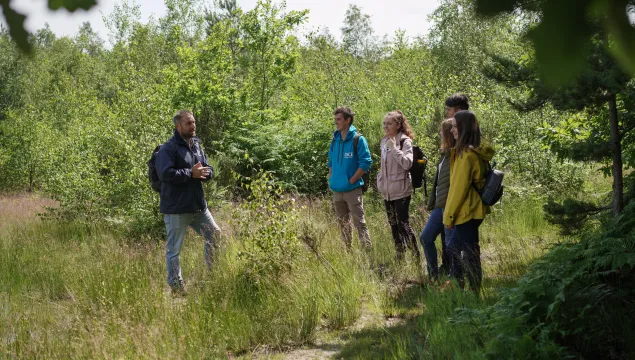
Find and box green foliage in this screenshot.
[483,11,633,215]
[341,5,379,59]
[0,32,22,122]
[0,0,596,227]
[1,0,97,52]
[232,171,301,285]
[205,0,239,32]
[475,0,635,85]
[0,0,31,52]
[544,198,609,235]
[453,200,635,359]
[240,0,307,113]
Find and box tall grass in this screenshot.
[0,192,559,359]
[334,194,560,360]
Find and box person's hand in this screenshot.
[386,137,396,149]
[191,162,210,179]
[349,177,356,184]
[445,224,453,230]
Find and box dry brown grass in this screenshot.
[0,192,57,230]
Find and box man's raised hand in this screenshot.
[191,162,210,179]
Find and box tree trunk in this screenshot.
[608,94,624,215]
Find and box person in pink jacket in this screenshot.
[376,110,421,261]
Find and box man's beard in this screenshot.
[179,129,195,139]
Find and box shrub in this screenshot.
[232,171,302,285]
[461,200,635,359]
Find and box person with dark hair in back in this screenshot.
[328,106,373,250]
[156,109,220,296]
[444,110,494,292]
[444,93,470,118]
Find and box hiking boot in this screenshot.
[171,281,187,297]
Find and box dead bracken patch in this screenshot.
[0,193,58,229]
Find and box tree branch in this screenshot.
[621,123,635,136]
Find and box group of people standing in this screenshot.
[154,93,493,296]
[327,94,494,292]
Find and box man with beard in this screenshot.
[156,109,219,296]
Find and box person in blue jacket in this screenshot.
[328,106,373,249]
[156,109,220,296]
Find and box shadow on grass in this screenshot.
[336,321,425,359]
[336,284,427,359]
[335,275,520,359]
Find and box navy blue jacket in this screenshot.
[156,130,213,214]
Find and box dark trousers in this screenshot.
[447,219,483,292]
[384,196,421,260]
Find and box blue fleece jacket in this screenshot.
[328,125,373,193]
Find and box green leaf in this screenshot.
[527,0,594,86]
[47,0,97,11]
[0,1,31,52]
[474,0,518,16]
[597,0,635,75]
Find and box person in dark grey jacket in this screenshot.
[421,119,454,279]
[156,109,220,295]
[419,94,469,280]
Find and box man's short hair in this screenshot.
[173,109,193,126]
[445,93,470,110]
[333,106,355,124]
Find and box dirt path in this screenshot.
[248,300,408,360]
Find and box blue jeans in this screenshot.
[447,219,483,292]
[164,209,220,289]
[420,208,453,278]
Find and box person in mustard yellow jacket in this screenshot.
[443,110,494,292]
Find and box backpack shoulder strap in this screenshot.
[399,138,406,150]
[472,158,491,193]
[353,133,361,158]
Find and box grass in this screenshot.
[331,194,559,360]
[0,191,560,359]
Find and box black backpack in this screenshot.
[400,138,428,196]
[473,161,504,206]
[147,144,162,192]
